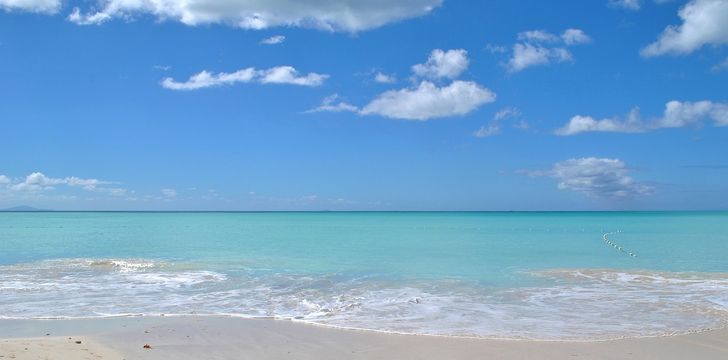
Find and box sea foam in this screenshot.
[1,258,726,340]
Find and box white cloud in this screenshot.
[555,100,728,135]
[561,28,592,45]
[474,107,524,138]
[530,157,654,198]
[493,107,522,121]
[473,124,501,137]
[313,48,493,120]
[258,66,328,86]
[507,43,572,73]
[161,188,177,198]
[0,0,60,14]
[306,94,358,113]
[608,0,642,10]
[161,68,257,90]
[9,172,70,193]
[506,28,590,72]
[360,80,495,120]
[518,30,560,43]
[260,35,285,45]
[556,108,645,135]
[374,72,396,83]
[67,7,111,25]
[66,0,442,32]
[161,66,326,90]
[517,29,591,46]
[1,172,126,196]
[658,100,728,127]
[641,0,728,57]
[411,49,469,80]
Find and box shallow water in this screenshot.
[1,212,727,339]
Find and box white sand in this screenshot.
[0,336,123,360]
[1,316,727,359]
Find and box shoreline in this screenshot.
[2,316,727,359]
[2,313,726,343]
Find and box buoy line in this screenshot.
[602,230,637,257]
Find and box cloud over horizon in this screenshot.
[0,172,127,198]
[529,158,654,198]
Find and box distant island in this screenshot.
[0,206,49,212]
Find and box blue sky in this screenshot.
[1,0,727,211]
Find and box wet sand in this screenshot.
[1,316,727,359]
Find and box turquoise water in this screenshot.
[1,212,727,339]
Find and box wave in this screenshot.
[1,258,727,340]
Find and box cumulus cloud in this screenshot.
[411,49,469,80]
[1,172,127,196]
[258,66,328,86]
[641,0,728,57]
[658,100,728,127]
[608,0,642,10]
[66,0,442,32]
[530,158,654,198]
[260,35,285,45]
[161,66,327,90]
[556,108,645,135]
[311,48,495,120]
[374,72,396,84]
[561,28,592,45]
[506,28,590,73]
[555,100,728,135]
[508,43,572,73]
[0,0,60,13]
[360,80,495,120]
[305,94,358,113]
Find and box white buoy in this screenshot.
[602,231,637,258]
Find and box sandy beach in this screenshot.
[1,316,726,360]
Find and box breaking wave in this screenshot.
[1,259,727,340]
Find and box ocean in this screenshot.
[1,211,726,340]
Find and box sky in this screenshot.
[0,0,727,211]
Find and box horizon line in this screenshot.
[1,210,726,213]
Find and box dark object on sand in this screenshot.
[143,344,153,349]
